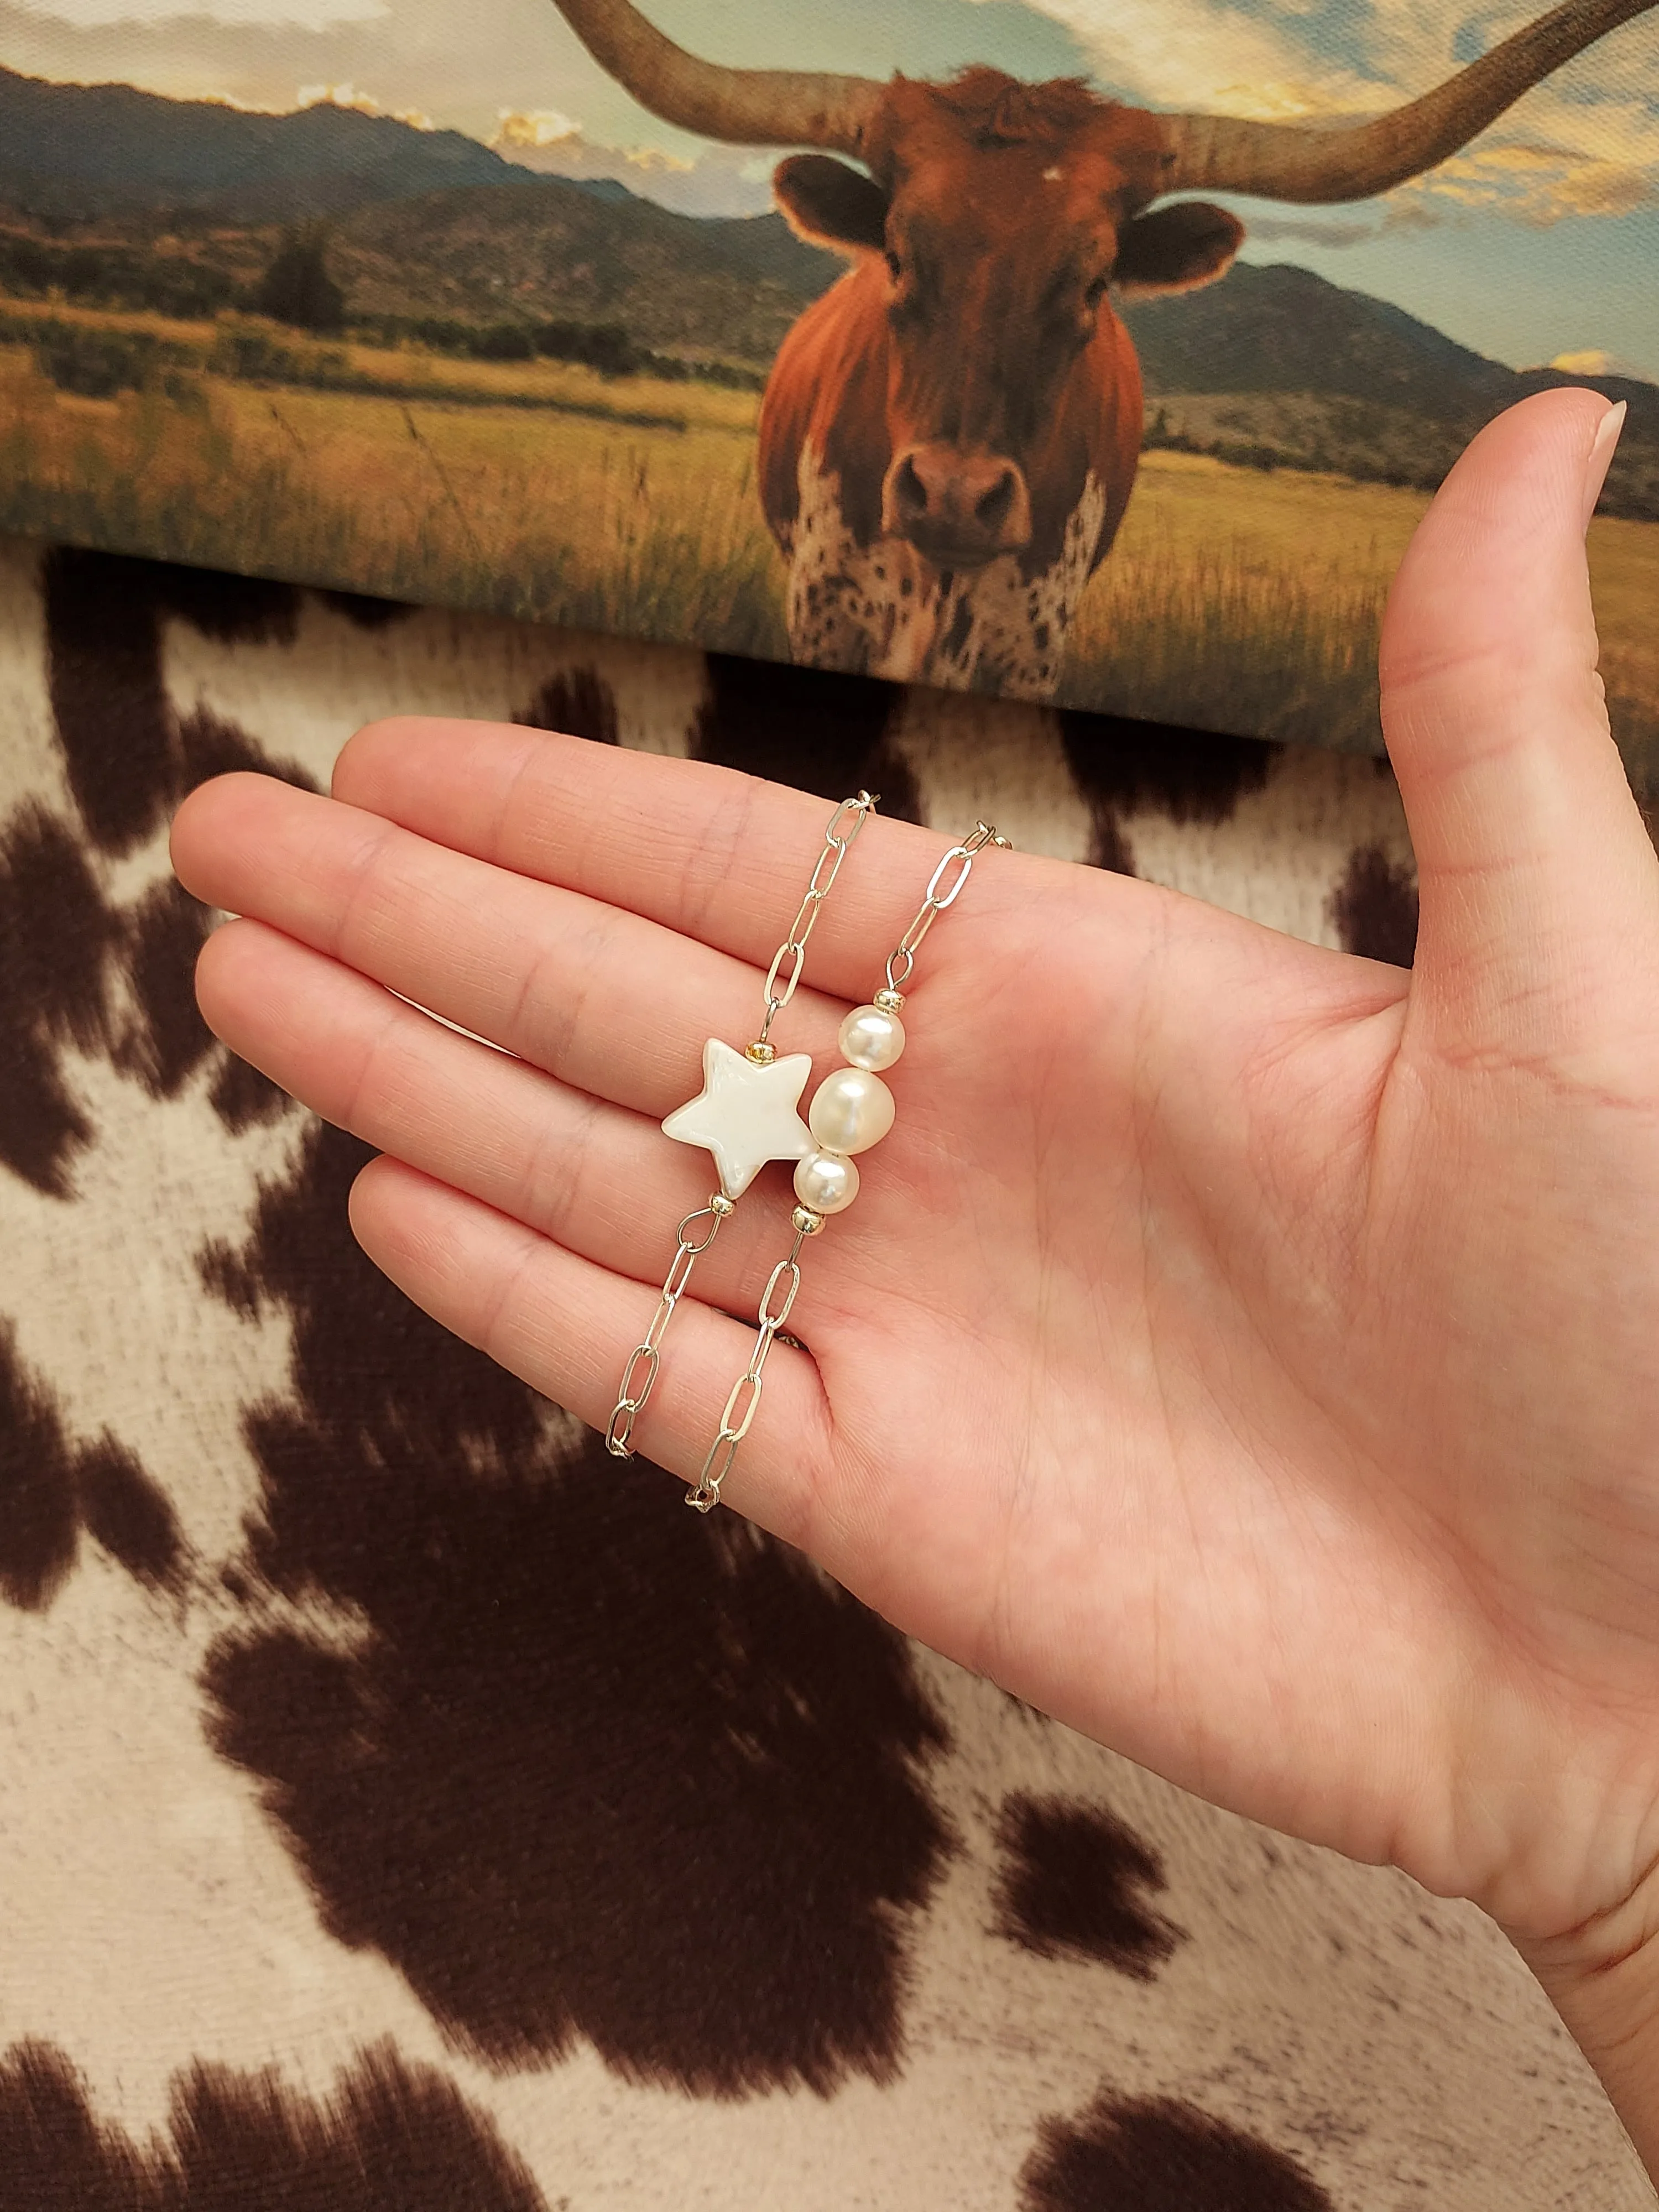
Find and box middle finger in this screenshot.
[171,771,851,1117]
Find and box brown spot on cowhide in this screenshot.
[44,552,304,856]
[694,653,922,820]
[317,586,417,630]
[515,666,620,746]
[1328,843,1418,968]
[150,565,302,649]
[992,1793,1183,1979]
[1057,713,1276,828]
[199,1119,953,2094]
[27,561,316,1152]
[1059,711,1275,873]
[44,550,187,856]
[0,1320,185,1608]
[0,804,117,1194]
[178,704,317,797]
[1089,808,1137,878]
[113,879,217,1100]
[74,1433,189,1596]
[1020,2090,1333,2210]
[0,1321,80,1609]
[207,1050,292,1134]
[0,2039,546,2211]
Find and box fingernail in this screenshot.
[1582,400,1626,531]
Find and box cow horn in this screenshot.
[1161,0,1654,201]
[545,0,883,154]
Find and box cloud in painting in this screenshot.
[1240,198,1447,251]
[17,0,385,27]
[1417,140,1655,226]
[1547,346,1644,376]
[490,108,776,213]
[3,0,1656,233]
[0,0,1085,152]
[297,80,434,124]
[1013,0,1659,232]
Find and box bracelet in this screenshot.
[604,790,878,1458]
[686,819,1010,1513]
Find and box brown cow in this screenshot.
[547,0,1653,696]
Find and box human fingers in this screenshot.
[171,771,853,1116]
[347,1151,835,1542]
[1379,388,1659,1059]
[193,915,827,1314]
[327,715,1047,1002]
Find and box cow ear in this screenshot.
[774,154,891,255]
[1113,201,1243,299]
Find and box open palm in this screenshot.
[171,390,1659,2015]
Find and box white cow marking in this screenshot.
[786,449,1108,700]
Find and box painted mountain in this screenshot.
[0,64,509,217]
[0,62,1653,515]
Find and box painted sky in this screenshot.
[4,0,1656,376]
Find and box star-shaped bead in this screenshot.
[661,1038,815,1199]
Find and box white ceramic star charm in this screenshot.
[661,1039,815,1199]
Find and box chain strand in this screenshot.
[687,820,1009,1512]
[885,821,1010,995]
[605,1196,732,1457]
[757,791,876,1047]
[604,790,877,1459]
[685,1225,808,1511]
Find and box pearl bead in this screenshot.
[838,1004,906,1072]
[794,1148,859,1215]
[808,1067,895,1155]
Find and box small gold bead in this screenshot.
[791,1204,826,1236]
[873,988,905,1014]
[709,1193,736,1218]
[745,1040,776,1065]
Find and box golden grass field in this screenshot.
[2,303,1655,773]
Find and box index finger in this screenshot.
[330,717,1019,1000]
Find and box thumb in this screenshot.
[1379,388,1659,1058]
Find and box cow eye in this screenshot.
[1084,273,1110,308]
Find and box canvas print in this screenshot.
[1,0,1655,763]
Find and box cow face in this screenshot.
[774,72,1241,573]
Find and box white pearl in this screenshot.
[794,1149,859,1214]
[838,1004,906,1072]
[808,1066,895,1155]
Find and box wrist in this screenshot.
[1505,1880,1659,2183]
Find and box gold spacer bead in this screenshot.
[709,1193,736,1218]
[791,1205,826,1237]
[873,988,905,1014]
[745,1040,776,1065]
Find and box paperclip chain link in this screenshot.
[604,1195,732,1457]
[685,1226,808,1511]
[604,789,876,1460]
[757,791,875,1046]
[885,821,1010,995]
[687,818,1010,1514]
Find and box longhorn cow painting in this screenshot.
[1,0,1655,757]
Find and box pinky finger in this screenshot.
[347,1154,834,1536]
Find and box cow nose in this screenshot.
[883,444,1032,565]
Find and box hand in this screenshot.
[171,389,1659,2154]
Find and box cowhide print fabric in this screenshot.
[0,531,1650,2211]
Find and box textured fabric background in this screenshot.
[0,533,1651,2208]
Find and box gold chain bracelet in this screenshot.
[603,790,878,1458]
[686,820,1010,1512]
